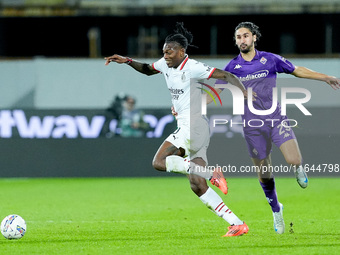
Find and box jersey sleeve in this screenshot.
[152,58,165,73]
[191,61,216,80]
[272,53,296,74]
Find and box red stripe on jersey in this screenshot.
[208,67,216,79]
[152,63,161,73]
[179,56,189,70]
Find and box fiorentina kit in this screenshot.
[220,50,297,159]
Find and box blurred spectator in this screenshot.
[120,96,149,137]
[102,94,149,138]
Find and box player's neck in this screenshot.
[240,48,256,62]
[173,55,187,69]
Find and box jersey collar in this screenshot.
[253,49,260,60]
[178,55,189,70]
[238,49,260,63]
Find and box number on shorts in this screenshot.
[277,124,291,136]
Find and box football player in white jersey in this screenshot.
[105,22,248,236]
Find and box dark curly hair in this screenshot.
[165,22,194,50]
[234,22,262,45]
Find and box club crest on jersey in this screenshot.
[181,72,186,82]
[260,57,267,65]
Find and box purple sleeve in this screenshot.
[272,54,295,74]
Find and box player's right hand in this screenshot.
[326,76,340,90]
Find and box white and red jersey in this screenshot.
[152,55,215,123]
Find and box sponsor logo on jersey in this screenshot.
[238,70,269,82]
[169,87,184,100]
[234,64,242,69]
[169,87,184,94]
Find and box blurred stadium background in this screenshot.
[0,0,339,177]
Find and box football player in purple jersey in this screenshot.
[218,21,340,234]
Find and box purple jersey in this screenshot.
[221,50,296,121]
[219,50,297,159]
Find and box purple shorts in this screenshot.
[243,116,296,159]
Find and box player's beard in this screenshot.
[239,43,252,54]
[238,39,254,54]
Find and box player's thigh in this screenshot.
[271,118,301,165]
[279,139,302,165]
[190,118,210,164]
[165,126,190,157]
[190,117,210,152]
[154,140,183,159]
[152,140,184,171]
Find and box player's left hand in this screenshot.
[326,76,340,90]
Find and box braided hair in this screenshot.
[165,22,194,50]
[235,22,262,45]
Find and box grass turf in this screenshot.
[0,177,339,254]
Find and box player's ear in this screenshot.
[180,47,185,57]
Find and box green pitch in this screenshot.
[0,177,339,254]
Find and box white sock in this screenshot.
[199,187,243,226]
[165,155,213,179]
[165,155,190,174]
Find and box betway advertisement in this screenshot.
[0,109,175,139]
[0,108,338,139]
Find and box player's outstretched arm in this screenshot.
[292,66,340,90]
[211,68,256,100]
[104,54,159,76]
[211,68,246,92]
[206,88,222,104]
